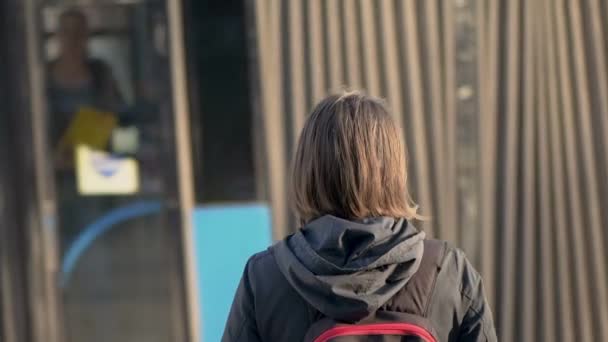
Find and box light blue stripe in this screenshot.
[60,200,163,286]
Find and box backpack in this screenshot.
[303,239,447,342]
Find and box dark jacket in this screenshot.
[222,215,497,342]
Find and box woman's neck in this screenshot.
[52,54,91,87]
[56,52,87,68]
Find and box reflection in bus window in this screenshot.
[45,8,130,251]
[41,4,185,342]
[48,9,125,168]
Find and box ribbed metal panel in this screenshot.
[250,1,608,340]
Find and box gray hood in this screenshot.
[270,215,425,322]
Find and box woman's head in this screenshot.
[291,91,419,224]
[57,9,89,59]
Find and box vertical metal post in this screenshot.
[567,2,608,337]
[545,1,575,339]
[401,1,433,228]
[423,0,448,239]
[342,0,362,89]
[478,0,499,307]
[442,0,458,244]
[166,0,199,340]
[519,1,537,338]
[308,0,326,100]
[326,0,343,92]
[497,0,522,339]
[288,0,306,141]
[536,3,556,339]
[554,0,593,339]
[359,0,380,96]
[23,0,64,340]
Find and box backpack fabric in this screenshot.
[222,215,497,342]
[303,240,446,342]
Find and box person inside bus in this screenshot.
[47,8,125,248]
[48,8,124,169]
[222,92,497,342]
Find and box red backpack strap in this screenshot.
[383,239,447,317]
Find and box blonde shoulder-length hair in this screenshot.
[291,91,421,225]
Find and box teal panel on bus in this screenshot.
[192,204,272,342]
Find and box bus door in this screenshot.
[21,0,197,341]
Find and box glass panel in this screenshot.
[40,1,184,341]
[187,1,258,203]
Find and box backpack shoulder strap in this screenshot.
[387,239,447,317]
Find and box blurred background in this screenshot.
[1,0,607,341]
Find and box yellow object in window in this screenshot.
[57,106,118,152]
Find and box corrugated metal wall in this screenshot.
[250,0,608,341]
